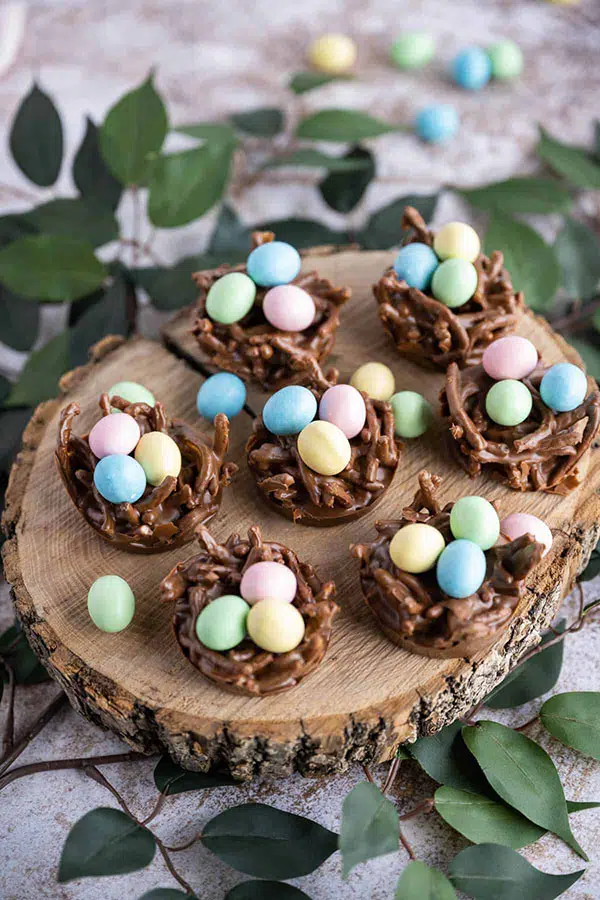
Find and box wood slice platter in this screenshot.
[4,249,600,780]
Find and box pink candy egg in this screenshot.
[240,561,297,605]
[263,285,316,332]
[319,384,367,439]
[89,413,141,459]
[500,513,552,557]
[482,336,538,381]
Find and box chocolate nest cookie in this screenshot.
[441,361,600,493]
[351,471,545,658]
[56,393,237,552]
[373,207,523,370]
[161,526,339,695]
[191,230,350,390]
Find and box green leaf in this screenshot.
[485,212,560,311]
[201,802,338,879]
[5,332,69,407]
[0,214,37,249]
[208,204,251,258]
[396,745,411,760]
[58,807,156,882]
[289,71,348,93]
[485,621,565,709]
[567,799,600,813]
[0,620,49,683]
[408,721,489,794]
[230,108,284,137]
[579,540,600,581]
[175,121,237,144]
[594,121,600,161]
[257,218,346,249]
[68,272,129,367]
[9,83,63,187]
[0,236,106,302]
[22,198,118,248]
[434,786,546,849]
[296,109,397,142]
[138,891,193,900]
[554,217,600,301]
[448,843,584,900]
[134,256,205,310]
[100,74,168,185]
[462,720,587,859]
[153,754,238,794]
[0,287,39,351]
[225,882,311,899]
[540,691,600,759]
[395,860,457,899]
[360,194,439,250]
[319,146,375,213]
[460,177,571,216]
[266,148,370,172]
[0,408,32,472]
[537,127,600,190]
[567,338,600,381]
[339,782,399,878]
[73,117,123,211]
[148,143,235,228]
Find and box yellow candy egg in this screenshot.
[389,523,446,574]
[247,598,306,653]
[350,362,395,401]
[134,432,181,486]
[433,222,480,263]
[308,33,357,74]
[297,420,351,476]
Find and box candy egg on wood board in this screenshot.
[308,33,357,74]
[390,31,435,70]
[389,523,445,574]
[431,258,478,308]
[240,561,297,605]
[88,412,140,459]
[247,597,306,653]
[501,513,553,557]
[540,362,587,412]
[197,372,246,420]
[482,336,538,381]
[263,284,316,332]
[486,379,533,426]
[247,241,301,288]
[87,575,135,633]
[436,539,486,598]
[206,272,257,325]
[108,381,155,408]
[262,385,317,436]
[318,384,366,439]
[350,362,395,401]
[450,496,500,551]
[93,454,147,504]
[451,46,492,90]
[195,595,250,651]
[390,391,432,438]
[433,222,480,263]
[393,243,439,291]
[297,420,352,476]
[415,104,459,144]
[135,431,182,486]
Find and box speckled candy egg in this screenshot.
[393,243,439,291]
[389,523,445,574]
[308,33,357,74]
[482,336,538,382]
[195,595,250,651]
[247,241,301,288]
[436,539,486,598]
[390,391,433,438]
[297,420,351,476]
[197,372,246,420]
[450,496,500,551]
[350,362,395,401]
[390,31,435,70]
[500,513,553,557]
[262,385,317,436]
[87,575,135,633]
[486,379,533,427]
[206,272,257,325]
[108,381,155,407]
[415,104,459,144]
[434,222,480,263]
[93,454,147,504]
[88,412,140,459]
[240,561,297,605]
[451,46,492,90]
[263,284,316,332]
[134,432,182,486]
[319,384,366,439]
[431,258,478,308]
[247,598,305,653]
[540,362,587,412]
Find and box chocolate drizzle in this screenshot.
[373,207,524,370]
[55,394,237,553]
[192,231,351,390]
[161,526,339,695]
[351,471,545,658]
[441,360,600,493]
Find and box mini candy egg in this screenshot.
[297,420,351,476]
[436,539,486,598]
[263,284,316,332]
[500,512,553,557]
[206,272,257,325]
[390,31,435,70]
[88,412,140,459]
[450,496,500,551]
[197,372,246,420]
[108,381,155,408]
[431,258,478,308]
[390,391,433,438]
[319,384,366,439]
[389,523,445,574]
[540,362,587,412]
[135,432,182,486]
[415,104,459,144]
[482,336,538,381]
[87,575,135,633]
[485,379,533,426]
[93,454,146,504]
[433,222,480,263]
[393,243,439,291]
[247,597,305,653]
[240,561,297,605]
[487,40,523,80]
[247,241,301,288]
[195,595,250,651]
[308,33,357,74]
[350,362,395,401]
[451,46,492,90]
[262,385,317,435]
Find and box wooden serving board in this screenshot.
[4,249,600,780]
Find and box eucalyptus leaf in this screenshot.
[0,214,37,248]
[485,212,560,311]
[138,891,192,900]
[568,799,600,813]
[0,620,49,684]
[148,143,235,228]
[579,540,600,581]
[153,754,238,794]
[0,408,32,472]
[208,204,251,258]
[396,746,411,760]
[485,621,565,709]
[434,786,545,849]
[319,146,375,213]
[540,691,600,759]
[554,217,600,300]
[225,882,311,899]
[0,375,10,406]
[537,127,600,190]
[257,218,347,248]
[201,803,338,879]
[462,720,587,859]
[22,198,118,248]
[567,338,600,381]
[0,236,106,302]
[134,255,208,310]
[9,83,63,187]
[266,148,370,172]
[73,117,123,211]
[176,121,237,144]
[5,332,69,407]
[296,109,396,142]
[408,721,489,794]
[395,860,457,899]
[339,782,399,878]
[289,71,347,93]
[0,287,40,351]
[231,108,284,137]
[360,194,438,250]
[595,120,600,160]
[460,177,571,215]
[58,807,156,882]
[68,272,129,367]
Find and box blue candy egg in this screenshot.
[93,454,146,504]
[197,372,247,420]
[451,47,492,90]
[540,362,587,412]
[262,385,317,435]
[415,105,459,144]
[393,243,439,291]
[436,539,486,599]
[247,241,301,287]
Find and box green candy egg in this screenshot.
[108,381,155,410]
[206,272,257,325]
[390,31,435,70]
[87,575,135,633]
[390,390,433,438]
[487,40,523,80]
[431,258,478,308]
[486,379,533,426]
[195,594,250,651]
[450,496,500,550]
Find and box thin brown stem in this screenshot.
[362,764,375,784]
[399,828,416,860]
[141,788,169,825]
[514,714,540,732]
[155,837,196,894]
[0,750,149,792]
[399,798,435,821]
[164,832,204,852]
[84,765,136,817]
[0,691,67,775]
[382,756,403,794]
[2,664,16,755]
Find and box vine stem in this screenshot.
[0,749,149,792]
[2,663,15,755]
[0,691,67,776]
